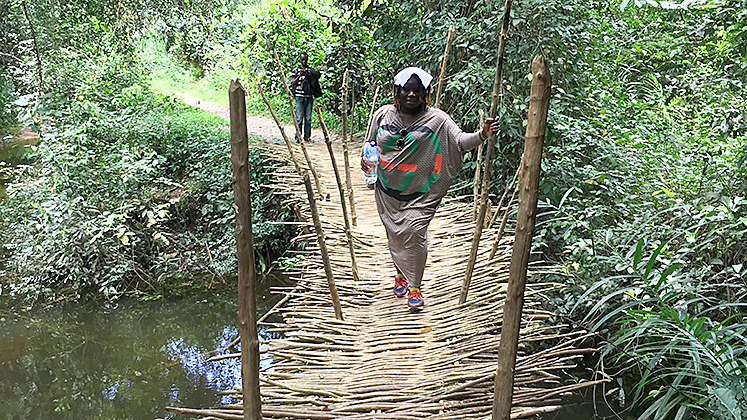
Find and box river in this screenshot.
[0,280,286,420]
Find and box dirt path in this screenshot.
[174,90,335,142]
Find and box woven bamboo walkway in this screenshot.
[168,134,598,420]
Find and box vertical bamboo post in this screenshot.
[258,81,304,177]
[272,49,323,196]
[472,110,485,221]
[460,0,513,304]
[316,106,360,282]
[228,80,261,420]
[492,55,551,420]
[341,70,357,226]
[434,24,455,109]
[350,80,356,136]
[303,172,344,320]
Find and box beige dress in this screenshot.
[366,105,482,289]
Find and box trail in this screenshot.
[174,89,334,142]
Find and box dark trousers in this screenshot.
[294,96,313,141]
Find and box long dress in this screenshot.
[366,105,483,289]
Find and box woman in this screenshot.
[363,67,498,311]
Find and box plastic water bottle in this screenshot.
[363,140,379,185]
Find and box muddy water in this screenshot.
[0,280,286,420]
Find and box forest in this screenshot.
[0,0,745,418]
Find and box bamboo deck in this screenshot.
[168,136,598,420]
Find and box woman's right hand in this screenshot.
[361,158,369,172]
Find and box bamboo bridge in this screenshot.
[166,123,601,419]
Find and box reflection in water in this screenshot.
[0,281,286,420]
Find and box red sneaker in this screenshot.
[407,288,424,310]
[393,274,408,297]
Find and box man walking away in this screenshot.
[290,52,321,143]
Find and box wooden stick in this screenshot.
[258,81,304,177]
[488,166,519,229]
[489,175,519,260]
[459,0,513,304]
[228,80,262,420]
[21,1,43,93]
[473,110,485,221]
[434,24,455,109]
[272,49,323,196]
[316,105,360,282]
[492,55,551,420]
[363,86,381,148]
[302,172,344,320]
[341,69,357,226]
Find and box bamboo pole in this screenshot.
[472,110,485,221]
[488,167,519,230]
[363,86,381,147]
[258,81,304,177]
[228,80,262,420]
[492,55,551,420]
[316,105,360,282]
[341,70,357,226]
[459,0,513,304]
[272,49,323,196]
[303,172,344,320]
[434,24,455,109]
[488,175,519,260]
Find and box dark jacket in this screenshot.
[291,66,322,98]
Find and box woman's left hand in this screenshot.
[481,117,500,140]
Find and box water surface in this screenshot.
[0,284,283,420]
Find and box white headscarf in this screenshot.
[393,67,433,89]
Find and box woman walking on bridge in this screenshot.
[362,67,498,311]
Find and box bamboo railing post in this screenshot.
[258,81,304,177]
[473,110,485,221]
[492,55,551,420]
[272,49,323,196]
[316,105,360,282]
[434,24,455,109]
[302,172,344,320]
[459,0,513,304]
[341,70,357,226]
[228,80,262,420]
